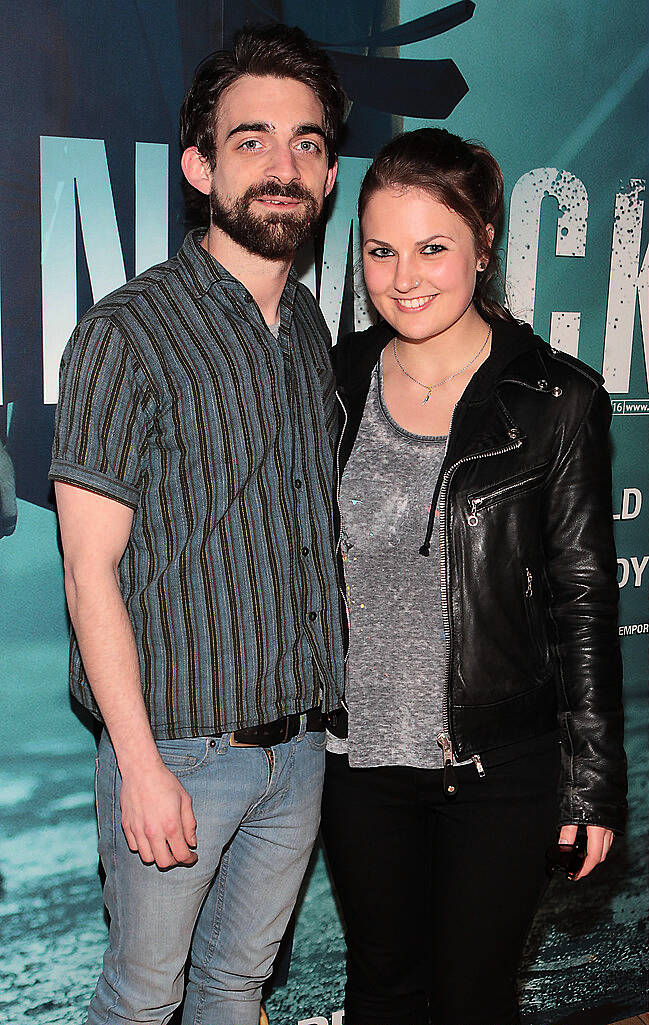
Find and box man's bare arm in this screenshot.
[55,482,197,869]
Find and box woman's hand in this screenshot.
[559,823,614,880]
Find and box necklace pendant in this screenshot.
[422,389,431,405]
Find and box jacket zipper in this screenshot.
[437,731,458,795]
[335,389,351,691]
[437,420,524,792]
[467,471,545,526]
[523,566,547,665]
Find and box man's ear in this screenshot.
[324,159,338,199]
[181,147,212,196]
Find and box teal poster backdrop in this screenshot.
[0,2,646,1023]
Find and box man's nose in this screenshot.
[266,144,300,185]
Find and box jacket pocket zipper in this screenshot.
[466,470,546,525]
[523,567,547,665]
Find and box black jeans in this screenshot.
[321,738,560,1025]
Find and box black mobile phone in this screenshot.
[545,839,586,877]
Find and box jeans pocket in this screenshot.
[305,730,326,751]
[156,738,208,775]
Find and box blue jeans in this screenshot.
[88,720,325,1025]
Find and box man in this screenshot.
[50,24,346,1025]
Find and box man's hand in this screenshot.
[54,483,199,872]
[558,823,614,880]
[120,760,198,869]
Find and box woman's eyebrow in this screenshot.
[417,233,454,245]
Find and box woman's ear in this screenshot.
[477,223,495,271]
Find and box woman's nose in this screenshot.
[393,258,420,293]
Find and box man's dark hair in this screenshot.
[180,24,346,169]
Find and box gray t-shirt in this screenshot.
[330,358,450,769]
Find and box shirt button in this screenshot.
[308,611,318,622]
[302,546,310,556]
[294,479,302,488]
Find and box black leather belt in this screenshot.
[218,707,325,747]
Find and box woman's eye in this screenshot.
[367,247,394,258]
[421,243,445,255]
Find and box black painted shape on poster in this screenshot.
[247,2,473,154]
[328,52,469,119]
[251,0,475,48]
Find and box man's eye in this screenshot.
[295,140,320,153]
[239,139,262,151]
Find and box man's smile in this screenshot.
[254,196,303,208]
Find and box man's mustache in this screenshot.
[243,181,316,204]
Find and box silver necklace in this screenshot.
[392,326,492,404]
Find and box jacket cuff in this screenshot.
[558,796,628,836]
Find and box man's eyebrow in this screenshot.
[293,123,326,141]
[226,121,273,140]
[225,122,326,142]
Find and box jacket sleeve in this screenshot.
[542,383,627,833]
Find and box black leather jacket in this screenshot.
[332,316,627,834]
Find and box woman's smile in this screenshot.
[392,294,438,312]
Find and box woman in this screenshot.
[321,128,627,1025]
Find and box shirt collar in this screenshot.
[177,227,299,323]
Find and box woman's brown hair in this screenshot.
[358,128,516,324]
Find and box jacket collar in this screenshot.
[336,315,560,400]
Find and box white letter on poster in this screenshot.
[506,168,588,357]
[631,555,649,587]
[41,136,126,404]
[320,156,373,343]
[602,179,648,393]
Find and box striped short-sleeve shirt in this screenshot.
[50,229,345,738]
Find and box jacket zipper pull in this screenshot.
[472,754,486,778]
[467,499,478,527]
[437,732,458,797]
[525,567,533,597]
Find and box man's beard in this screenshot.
[210,180,324,260]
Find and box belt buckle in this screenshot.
[229,734,259,748]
